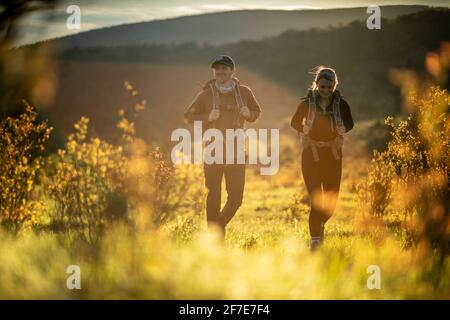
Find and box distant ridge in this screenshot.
[40,5,429,48]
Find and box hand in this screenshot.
[337,126,346,136]
[208,109,220,122]
[303,124,311,135]
[239,106,251,119]
[299,132,310,151]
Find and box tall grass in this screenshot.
[0,52,449,299]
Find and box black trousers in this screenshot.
[301,146,342,239]
[203,163,246,232]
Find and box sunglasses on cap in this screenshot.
[316,70,336,82]
[211,55,235,68]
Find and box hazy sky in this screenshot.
[17,0,450,45]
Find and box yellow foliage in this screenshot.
[0,102,52,233]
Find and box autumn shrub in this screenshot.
[0,102,52,233]
[48,116,127,243]
[358,87,449,257]
[46,81,206,242]
[357,150,394,217]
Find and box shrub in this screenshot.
[0,102,52,233]
[357,150,394,217]
[48,117,126,243]
[358,86,449,257]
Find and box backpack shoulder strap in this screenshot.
[306,89,316,128]
[234,81,245,109]
[209,82,220,110]
[332,91,344,129]
[208,82,220,128]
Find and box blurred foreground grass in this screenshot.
[1,166,448,299]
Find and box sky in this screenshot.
[16,0,450,46]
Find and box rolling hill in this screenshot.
[44,5,429,49]
[10,7,449,154]
[56,9,450,120]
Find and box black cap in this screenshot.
[211,55,235,69]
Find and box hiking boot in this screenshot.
[310,237,321,252]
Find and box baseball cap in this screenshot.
[211,55,235,69]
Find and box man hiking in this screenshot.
[183,55,262,237]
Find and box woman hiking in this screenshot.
[290,66,354,251]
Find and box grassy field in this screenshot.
[2,129,448,300]
[0,63,448,299]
